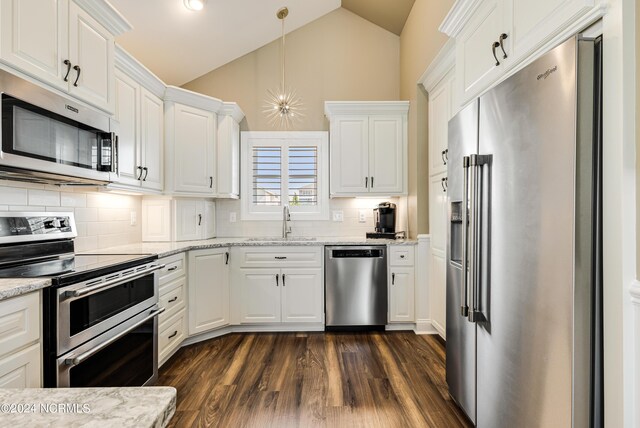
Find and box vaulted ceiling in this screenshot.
[109,0,415,86]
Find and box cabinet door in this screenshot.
[429,172,448,255]
[239,269,281,323]
[188,248,230,335]
[508,0,593,62]
[216,115,240,198]
[174,200,201,241]
[389,267,415,322]
[141,199,171,242]
[68,2,114,112]
[455,0,507,104]
[0,343,41,388]
[140,87,164,191]
[172,103,216,194]
[113,70,141,186]
[204,200,216,239]
[428,74,453,176]
[0,0,68,91]
[369,115,404,194]
[281,268,323,323]
[430,254,447,337]
[330,116,369,195]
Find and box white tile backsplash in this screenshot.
[0,181,142,251]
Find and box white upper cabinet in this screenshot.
[141,198,215,242]
[428,69,455,176]
[441,0,602,106]
[0,0,69,92]
[0,0,129,113]
[216,103,244,199]
[325,102,409,197]
[164,87,222,196]
[113,57,164,192]
[67,2,114,112]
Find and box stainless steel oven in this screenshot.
[57,304,164,388]
[56,262,163,354]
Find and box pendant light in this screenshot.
[263,7,304,129]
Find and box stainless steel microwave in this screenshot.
[0,69,117,185]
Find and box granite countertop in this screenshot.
[0,387,176,428]
[0,237,417,301]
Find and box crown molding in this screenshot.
[164,86,223,112]
[218,102,245,122]
[73,0,133,36]
[324,101,409,118]
[115,45,166,99]
[439,0,484,38]
[419,38,455,92]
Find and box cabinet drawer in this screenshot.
[0,343,41,388]
[236,247,322,268]
[0,293,40,359]
[158,253,186,285]
[159,278,186,324]
[389,246,415,266]
[159,309,186,363]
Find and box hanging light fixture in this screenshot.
[263,7,304,129]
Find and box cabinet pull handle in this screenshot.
[282,274,286,286]
[499,33,508,59]
[365,177,368,188]
[136,166,143,180]
[168,331,178,339]
[445,149,449,163]
[392,273,395,285]
[142,167,149,181]
[73,65,81,86]
[209,177,213,188]
[198,214,202,226]
[225,252,229,265]
[168,296,178,303]
[492,41,501,66]
[275,256,287,260]
[63,60,72,82]
[400,254,405,259]
[276,274,279,286]
[167,266,178,272]
[371,177,374,188]
[442,150,447,165]
[441,177,448,192]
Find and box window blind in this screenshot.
[288,146,317,206]
[252,147,281,206]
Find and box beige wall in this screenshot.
[399,0,453,237]
[183,8,400,131]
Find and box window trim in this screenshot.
[241,131,329,221]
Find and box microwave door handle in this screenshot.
[113,134,119,173]
[63,264,165,299]
[64,306,165,366]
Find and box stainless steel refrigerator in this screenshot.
[446,35,603,427]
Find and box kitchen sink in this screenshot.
[245,237,317,242]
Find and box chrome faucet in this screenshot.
[282,206,292,239]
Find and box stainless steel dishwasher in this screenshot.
[325,246,387,329]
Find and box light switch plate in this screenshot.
[229,212,237,223]
[359,210,367,223]
[332,210,344,222]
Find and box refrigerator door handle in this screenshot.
[461,156,470,317]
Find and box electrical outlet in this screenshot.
[332,210,344,222]
[359,210,367,223]
[229,212,237,223]
[130,211,137,226]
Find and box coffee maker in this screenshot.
[367,202,404,239]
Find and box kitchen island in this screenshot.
[0,387,176,427]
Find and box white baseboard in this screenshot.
[385,323,416,331]
[414,319,440,335]
[431,319,446,339]
[180,323,325,347]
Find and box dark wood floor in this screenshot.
[158,332,471,428]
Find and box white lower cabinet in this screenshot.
[188,248,230,334]
[239,268,323,324]
[158,253,187,366]
[0,292,42,387]
[388,246,416,323]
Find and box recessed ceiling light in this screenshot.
[184,0,205,11]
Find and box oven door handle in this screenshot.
[64,264,165,298]
[64,306,165,366]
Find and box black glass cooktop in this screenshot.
[0,253,157,286]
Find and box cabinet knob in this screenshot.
[400,255,405,259]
